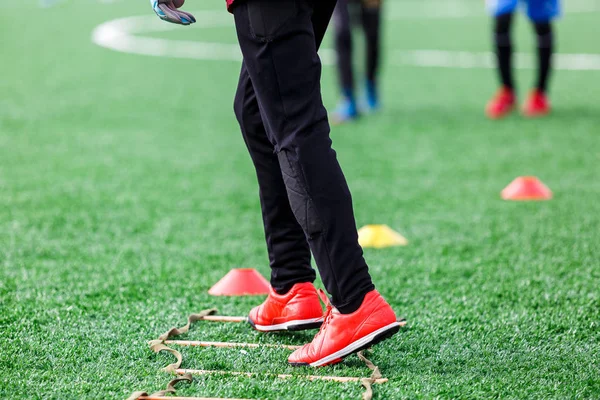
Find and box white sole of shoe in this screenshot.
[307,321,401,367]
[251,317,324,332]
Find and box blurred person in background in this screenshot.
[486,0,560,119]
[333,0,382,123]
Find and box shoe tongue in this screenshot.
[331,307,341,315]
[317,289,331,307]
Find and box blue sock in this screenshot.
[366,80,379,110]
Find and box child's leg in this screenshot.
[494,11,516,89]
[486,0,518,88]
[527,0,560,93]
[532,21,553,93]
[485,0,518,118]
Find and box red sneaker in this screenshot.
[248,282,324,332]
[522,89,550,117]
[486,86,516,119]
[288,290,400,367]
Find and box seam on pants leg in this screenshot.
[317,230,343,306]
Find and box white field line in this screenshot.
[91,4,600,71]
[91,13,241,62]
[392,50,600,71]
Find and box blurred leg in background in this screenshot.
[485,0,517,119]
[333,0,359,122]
[361,0,382,111]
[494,12,516,93]
[522,0,560,117]
[333,0,382,123]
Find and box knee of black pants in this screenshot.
[533,21,551,35]
[494,13,513,47]
[495,12,513,34]
[363,23,379,44]
[276,150,324,238]
[233,89,244,128]
[233,69,250,129]
[533,22,552,47]
[334,1,351,42]
[335,26,351,47]
[233,74,261,133]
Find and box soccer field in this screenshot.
[1,0,599,398]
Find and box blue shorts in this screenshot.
[487,0,561,21]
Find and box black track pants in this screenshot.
[232,0,375,311]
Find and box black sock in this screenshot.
[494,13,514,90]
[534,21,553,93]
[273,285,294,296]
[273,280,316,295]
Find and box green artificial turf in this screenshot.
[1,1,599,399]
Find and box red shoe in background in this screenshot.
[522,89,550,117]
[288,290,400,367]
[248,282,324,332]
[486,86,516,119]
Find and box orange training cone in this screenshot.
[501,176,553,201]
[208,268,270,296]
